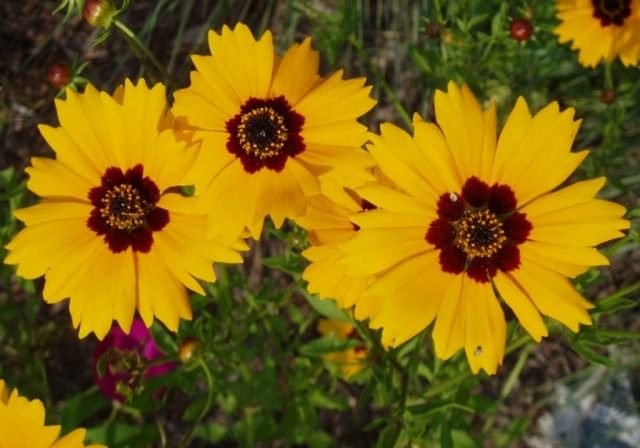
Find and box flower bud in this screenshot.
[424,21,442,39]
[600,89,615,104]
[509,18,533,42]
[179,338,200,363]
[46,64,71,88]
[83,0,116,28]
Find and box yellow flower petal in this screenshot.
[271,37,320,105]
[5,218,94,280]
[26,158,93,201]
[368,252,444,346]
[0,384,103,448]
[463,281,505,375]
[208,24,274,101]
[136,249,192,332]
[494,271,548,342]
[339,228,431,276]
[432,274,466,360]
[510,262,592,332]
[412,116,462,192]
[434,82,489,181]
[367,124,440,204]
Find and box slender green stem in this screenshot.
[113,19,171,85]
[154,412,167,448]
[603,62,614,91]
[179,359,215,447]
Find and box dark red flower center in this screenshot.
[226,96,305,173]
[592,0,632,26]
[425,177,532,283]
[87,164,169,253]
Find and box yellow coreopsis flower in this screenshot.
[5,80,246,339]
[555,0,640,67]
[172,23,376,239]
[0,380,105,448]
[338,82,629,374]
[317,319,367,379]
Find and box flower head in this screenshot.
[338,82,629,374]
[94,318,173,402]
[5,80,246,339]
[554,0,640,67]
[317,319,366,379]
[0,379,105,448]
[172,23,376,239]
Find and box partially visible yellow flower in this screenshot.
[317,319,366,379]
[338,82,629,374]
[555,0,640,67]
[5,80,246,339]
[0,379,106,448]
[172,23,376,240]
[298,169,375,311]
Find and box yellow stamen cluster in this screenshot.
[238,107,288,160]
[454,209,506,258]
[100,184,149,231]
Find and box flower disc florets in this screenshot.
[226,96,305,173]
[426,176,532,283]
[87,164,169,253]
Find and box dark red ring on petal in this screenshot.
[87,164,168,254]
[427,177,531,283]
[226,96,305,174]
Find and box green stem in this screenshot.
[179,359,215,447]
[603,62,614,91]
[154,412,167,448]
[113,19,171,85]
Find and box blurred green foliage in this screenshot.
[0,0,638,446]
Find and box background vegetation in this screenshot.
[0,0,639,446]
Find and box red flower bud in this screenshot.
[600,89,615,104]
[47,64,71,88]
[83,0,116,28]
[509,18,533,42]
[425,21,442,38]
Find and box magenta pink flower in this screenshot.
[93,318,173,402]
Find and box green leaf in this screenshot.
[579,328,640,345]
[298,334,357,357]
[195,423,227,444]
[86,423,158,445]
[451,429,481,448]
[594,295,638,314]
[303,291,349,321]
[60,388,109,432]
[308,389,348,411]
[440,419,453,448]
[376,424,401,448]
[571,341,613,367]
